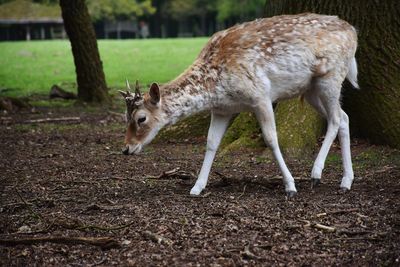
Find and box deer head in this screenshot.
[119,80,162,155]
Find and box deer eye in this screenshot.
[137,116,146,124]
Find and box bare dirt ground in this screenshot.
[1,107,399,266]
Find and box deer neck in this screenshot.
[159,63,217,126]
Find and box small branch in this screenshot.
[53,216,135,232]
[300,219,336,232]
[0,236,120,249]
[75,221,136,232]
[337,229,374,236]
[335,237,384,242]
[147,167,195,180]
[15,189,42,219]
[314,223,336,232]
[23,117,80,124]
[85,203,125,211]
[268,176,310,181]
[142,230,173,245]
[316,208,359,217]
[238,184,247,199]
[97,176,135,181]
[241,243,260,260]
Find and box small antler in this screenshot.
[120,79,144,122]
[126,78,131,91]
[135,80,141,97]
[119,78,135,98]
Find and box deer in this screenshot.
[119,13,359,198]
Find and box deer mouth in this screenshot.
[122,143,142,155]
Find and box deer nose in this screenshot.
[122,146,130,155]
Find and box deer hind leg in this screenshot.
[190,112,232,196]
[306,78,343,188]
[338,110,354,191]
[254,100,297,197]
[305,90,354,190]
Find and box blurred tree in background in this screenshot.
[87,0,155,21]
[216,0,264,22]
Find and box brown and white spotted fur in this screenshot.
[120,13,359,197]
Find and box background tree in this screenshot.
[161,0,216,36]
[59,0,110,103]
[86,0,155,21]
[264,0,400,148]
[216,0,264,23]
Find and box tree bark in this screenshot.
[59,0,110,104]
[264,0,400,148]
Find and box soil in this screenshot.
[1,107,399,266]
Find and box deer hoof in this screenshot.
[339,187,349,194]
[190,186,203,196]
[311,178,321,188]
[286,191,297,199]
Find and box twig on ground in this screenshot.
[97,176,135,181]
[23,117,80,124]
[267,176,310,182]
[316,208,359,217]
[85,203,126,211]
[238,184,247,199]
[15,188,42,219]
[0,236,120,249]
[334,237,383,242]
[75,221,136,232]
[147,167,195,180]
[300,219,336,232]
[241,243,260,260]
[337,229,374,236]
[300,219,380,236]
[142,230,173,245]
[50,215,135,232]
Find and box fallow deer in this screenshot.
[119,13,359,197]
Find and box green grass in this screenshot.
[0,38,208,97]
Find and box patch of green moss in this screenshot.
[325,153,342,166]
[275,99,325,158]
[354,146,400,169]
[221,112,263,149]
[155,112,210,142]
[222,135,265,153]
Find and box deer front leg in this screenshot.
[190,113,232,195]
[254,100,297,197]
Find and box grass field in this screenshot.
[0,38,208,97]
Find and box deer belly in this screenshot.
[266,66,313,101]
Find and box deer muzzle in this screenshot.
[122,143,143,155]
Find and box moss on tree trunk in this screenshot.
[220,100,324,156]
[275,99,325,157]
[60,0,110,104]
[264,0,400,148]
[221,113,264,152]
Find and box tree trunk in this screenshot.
[264,0,400,148]
[59,0,110,104]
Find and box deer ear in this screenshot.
[149,83,160,104]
